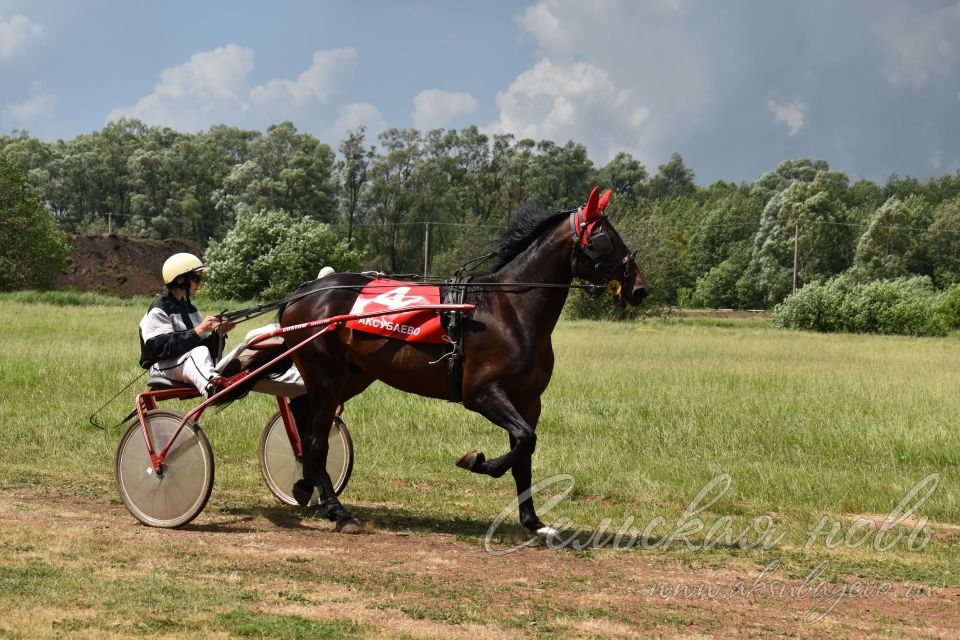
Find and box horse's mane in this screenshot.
[491,205,568,271]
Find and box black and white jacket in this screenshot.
[138,290,221,369]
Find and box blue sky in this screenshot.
[1,0,959,185]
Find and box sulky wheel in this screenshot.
[259,413,353,506]
[115,409,215,528]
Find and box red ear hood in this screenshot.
[598,189,612,213]
[583,186,601,222]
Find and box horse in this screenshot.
[278,187,647,536]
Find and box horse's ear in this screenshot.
[583,186,601,222]
[598,189,612,214]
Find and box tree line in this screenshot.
[3,119,960,308]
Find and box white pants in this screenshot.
[150,345,217,393]
[250,364,306,398]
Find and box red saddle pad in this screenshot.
[345,279,448,344]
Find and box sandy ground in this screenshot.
[1,489,958,639]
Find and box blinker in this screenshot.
[589,232,613,256]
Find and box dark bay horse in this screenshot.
[279,187,647,535]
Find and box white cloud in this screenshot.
[412,90,478,130]
[515,3,568,51]
[2,83,55,126]
[0,13,41,60]
[489,58,646,160]
[327,102,387,141]
[504,0,733,165]
[107,45,357,132]
[768,99,807,136]
[106,44,253,130]
[250,48,356,108]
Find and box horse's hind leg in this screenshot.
[295,400,362,532]
[291,347,362,533]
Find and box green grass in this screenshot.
[1,297,959,634]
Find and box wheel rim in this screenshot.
[115,410,214,528]
[260,413,352,505]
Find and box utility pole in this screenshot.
[792,218,800,293]
[423,221,430,277]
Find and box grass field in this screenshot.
[1,297,959,637]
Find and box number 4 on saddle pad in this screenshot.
[345,279,448,344]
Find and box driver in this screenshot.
[138,253,234,398]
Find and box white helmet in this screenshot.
[317,266,336,278]
[162,253,207,286]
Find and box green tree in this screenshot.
[0,153,69,291]
[619,196,700,305]
[647,152,696,200]
[686,187,763,282]
[922,195,960,287]
[846,179,885,226]
[249,122,337,220]
[750,158,830,205]
[593,151,648,209]
[692,242,752,308]
[502,137,536,217]
[749,172,854,307]
[362,129,424,272]
[529,140,593,209]
[204,207,361,300]
[849,195,931,282]
[337,126,374,242]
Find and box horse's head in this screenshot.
[569,187,648,307]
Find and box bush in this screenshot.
[842,278,942,336]
[0,153,69,291]
[563,287,641,320]
[770,278,848,332]
[691,243,751,309]
[935,284,960,330]
[773,275,946,336]
[204,208,362,301]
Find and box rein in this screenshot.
[221,204,626,326]
[221,278,602,326]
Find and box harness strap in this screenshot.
[440,276,472,403]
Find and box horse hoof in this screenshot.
[292,481,314,507]
[537,526,561,547]
[336,517,363,534]
[455,450,485,472]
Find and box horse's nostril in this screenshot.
[634,287,648,302]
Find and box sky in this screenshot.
[1,0,959,185]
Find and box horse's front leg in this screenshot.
[458,385,536,480]
[509,398,548,534]
[459,390,551,535]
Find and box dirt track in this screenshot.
[1,489,958,638]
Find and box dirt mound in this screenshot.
[56,234,202,297]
